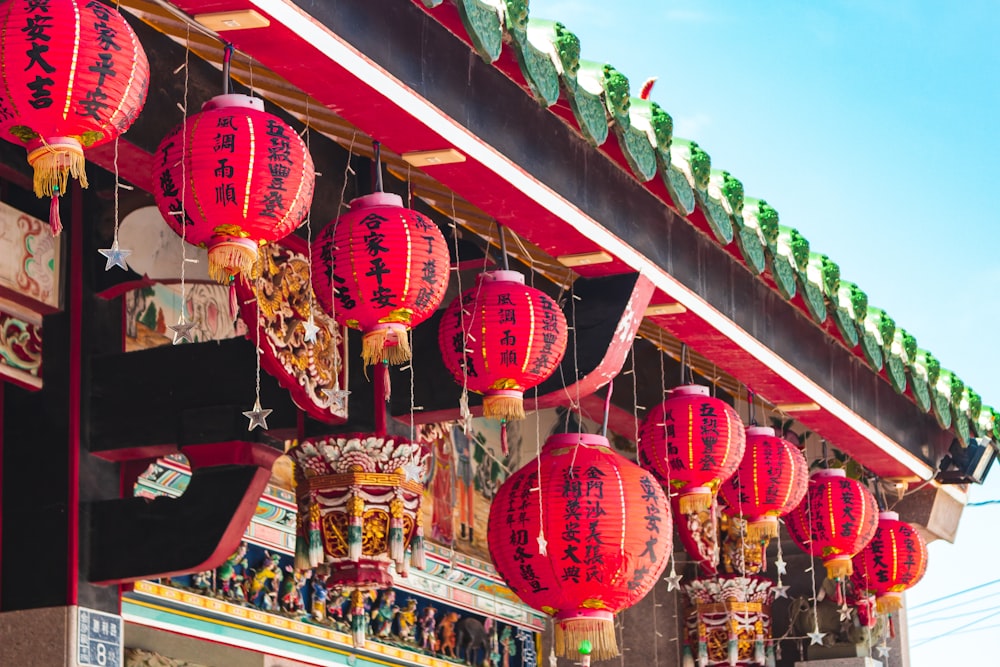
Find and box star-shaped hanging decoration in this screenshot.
[774,554,788,576]
[548,650,558,667]
[772,583,790,599]
[302,316,320,343]
[322,386,351,414]
[168,316,196,345]
[98,240,132,272]
[664,569,683,592]
[807,628,827,646]
[536,534,548,556]
[243,398,273,431]
[876,644,891,659]
[838,603,853,622]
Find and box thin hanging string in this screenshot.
[679,343,689,386]
[659,348,679,577]
[328,132,358,341]
[301,97,318,335]
[566,281,583,472]
[248,51,255,96]
[405,171,417,444]
[803,473,824,640]
[450,192,472,434]
[254,281,263,405]
[372,141,384,192]
[173,26,192,340]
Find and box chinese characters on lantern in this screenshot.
[501,472,548,596]
[23,0,56,113]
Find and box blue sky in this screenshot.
[529,0,1000,663]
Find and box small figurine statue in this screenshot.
[396,598,418,643]
[370,589,398,638]
[250,551,282,611]
[419,605,438,654]
[216,542,249,600]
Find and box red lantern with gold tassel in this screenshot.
[438,270,567,448]
[851,511,928,614]
[312,191,449,366]
[786,468,879,579]
[152,93,314,283]
[488,433,671,665]
[0,0,149,235]
[638,385,746,514]
[718,426,808,543]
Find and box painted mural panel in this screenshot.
[0,200,60,311]
[124,283,245,351]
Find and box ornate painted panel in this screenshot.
[128,455,544,667]
[0,200,60,312]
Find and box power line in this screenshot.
[966,499,1000,506]
[913,607,1000,648]
[910,591,1000,620]
[909,577,1000,610]
[910,603,1000,627]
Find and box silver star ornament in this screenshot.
[774,555,788,576]
[168,316,196,344]
[243,398,273,431]
[808,629,827,645]
[876,644,891,659]
[98,240,132,272]
[664,569,683,592]
[838,603,853,622]
[772,584,790,599]
[322,386,351,414]
[302,316,320,343]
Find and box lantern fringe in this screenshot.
[49,196,63,236]
[389,516,404,565]
[747,517,779,543]
[362,327,411,366]
[410,523,426,570]
[209,243,258,283]
[679,491,713,515]
[876,593,903,615]
[308,501,323,567]
[29,142,87,198]
[483,394,525,422]
[294,513,311,571]
[555,617,618,661]
[823,556,853,580]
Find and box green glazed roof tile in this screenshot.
[505,1,561,106]
[799,252,829,324]
[432,0,996,446]
[456,0,503,63]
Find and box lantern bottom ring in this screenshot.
[362,322,411,366]
[483,389,525,422]
[678,485,714,515]
[209,237,259,283]
[27,136,87,199]
[554,609,618,661]
[822,554,854,580]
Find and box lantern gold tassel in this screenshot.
[362,324,411,366]
[208,239,258,283]
[28,138,87,236]
[555,615,619,661]
[483,391,526,422]
[678,486,713,515]
[746,517,779,543]
[876,593,903,615]
[28,138,88,198]
[824,556,853,580]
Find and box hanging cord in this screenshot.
[222,43,234,94]
[659,348,683,593]
[372,141,384,192]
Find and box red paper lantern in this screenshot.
[786,468,879,579]
[488,433,671,663]
[851,511,928,614]
[438,270,567,422]
[638,385,746,514]
[152,94,315,283]
[718,426,808,542]
[0,0,149,235]
[312,192,449,366]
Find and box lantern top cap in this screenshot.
[879,510,900,521]
[544,432,610,451]
[671,384,710,397]
[746,426,776,437]
[350,191,405,209]
[203,93,265,113]
[478,270,525,285]
[812,467,847,480]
